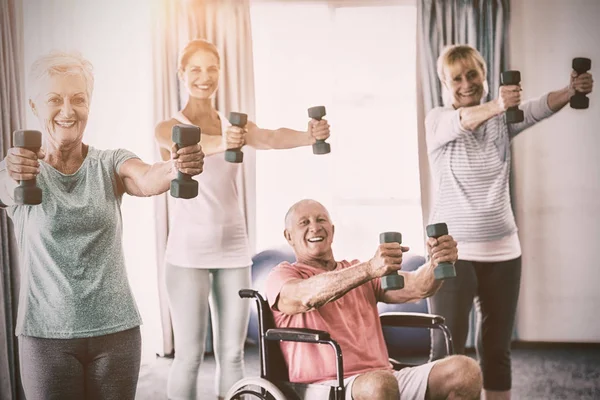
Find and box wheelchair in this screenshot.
[225,289,454,400]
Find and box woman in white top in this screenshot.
[425,44,593,400]
[154,39,330,400]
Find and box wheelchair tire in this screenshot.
[225,377,288,400]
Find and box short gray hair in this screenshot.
[29,51,94,101]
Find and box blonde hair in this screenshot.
[436,44,489,106]
[29,51,94,101]
[178,39,221,72]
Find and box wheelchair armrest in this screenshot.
[265,328,331,343]
[379,312,445,329]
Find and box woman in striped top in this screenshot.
[425,44,593,400]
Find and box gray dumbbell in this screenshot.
[379,232,404,291]
[13,130,43,205]
[225,112,247,163]
[426,223,456,280]
[307,106,331,155]
[170,124,201,199]
[501,71,524,123]
[570,57,592,109]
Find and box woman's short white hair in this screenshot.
[28,51,94,102]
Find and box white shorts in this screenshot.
[319,361,438,400]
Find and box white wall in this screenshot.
[510,0,600,342]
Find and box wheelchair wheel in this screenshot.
[225,377,288,400]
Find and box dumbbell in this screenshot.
[13,130,43,205]
[570,57,592,109]
[379,232,404,291]
[307,106,331,155]
[500,71,524,123]
[224,112,247,163]
[426,223,456,280]
[170,124,201,199]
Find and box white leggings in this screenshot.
[165,264,251,399]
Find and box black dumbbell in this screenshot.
[379,232,404,291]
[501,71,524,123]
[307,106,331,155]
[426,223,456,280]
[170,124,201,199]
[13,130,43,205]
[224,112,247,163]
[570,57,592,109]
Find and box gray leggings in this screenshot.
[18,327,141,400]
[428,258,521,391]
[165,264,251,399]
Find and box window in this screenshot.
[251,1,424,260]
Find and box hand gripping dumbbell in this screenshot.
[500,71,524,123]
[426,223,456,280]
[570,57,592,109]
[13,130,43,205]
[224,112,247,163]
[170,124,201,199]
[307,106,331,155]
[379,232,404,291]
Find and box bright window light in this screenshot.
[251,1,423,261]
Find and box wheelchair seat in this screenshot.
[226,289,453,400]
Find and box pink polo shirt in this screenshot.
[265,260,392,384]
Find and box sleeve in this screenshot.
[112,148,140,196]
[265,262,303,311]
[507,93,555,139]
[370,276,385,303]
[425,107,472,154]
[113,148,140,174]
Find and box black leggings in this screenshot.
[428,258,522,391]
[18,327,141,400]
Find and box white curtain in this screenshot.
[0,0,25,397]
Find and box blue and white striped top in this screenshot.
[426,94,554,253]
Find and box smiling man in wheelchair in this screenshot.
[263,199,482,400]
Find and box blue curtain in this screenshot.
[417,0,511,348]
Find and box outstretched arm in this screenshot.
[274,243,406,315]
[118,143,204,197]
[244,119,330,150]
[425,84,518,153]
[547,71,593,112]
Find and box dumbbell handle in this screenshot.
[426,223,456,280]
[13,130,43,205]
[225,112,247,163]
[308,106,330,155]
[379,232,404,290]
[570,58,591,110]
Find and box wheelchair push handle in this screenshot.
[239,289,258,299]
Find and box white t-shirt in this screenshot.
[164,111,252,268]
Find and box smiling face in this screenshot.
[444,58,486,108]
[30,73,89,147]
[284,200,335,263]
[179,49,220,99]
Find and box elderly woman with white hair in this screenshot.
[425,44,593,400]
[0,51,204,400]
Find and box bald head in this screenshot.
[284,199,331,230]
